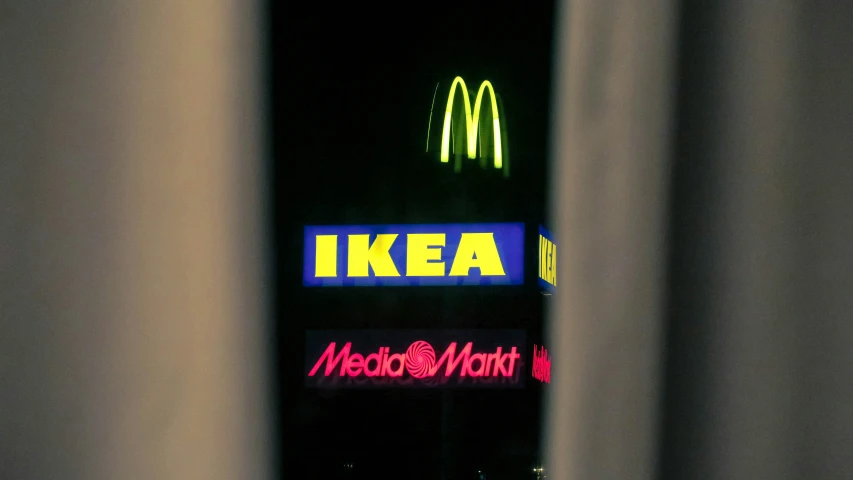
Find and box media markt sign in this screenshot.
[305,330,526,389]
[532,344,551,384]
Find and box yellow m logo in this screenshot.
[427,76,508,177]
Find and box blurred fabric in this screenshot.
[546,0,675,478]
[0,2,272,479]
[548,0,853,479]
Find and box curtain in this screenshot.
[0,2,272,479]
[547,1,853,478]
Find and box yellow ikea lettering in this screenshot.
[539,234,557,286]
[406,233,446,276]
[449,233,506,276]
[314,232,508,278]
[314,235,338,277]
[347,234,401,277]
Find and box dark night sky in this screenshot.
[272,2,557,478]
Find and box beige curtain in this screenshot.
[546,0,675,478]
[547,1,853,479]
[0,2,271,479]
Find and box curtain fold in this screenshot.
[546,0,676,478]
[659,2,853,479]
[0,2,271,479]
[548,0,853,478]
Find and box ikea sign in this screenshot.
[303,223,525,287]
[538,225,557,294]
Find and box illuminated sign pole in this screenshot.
[298,74,548,474]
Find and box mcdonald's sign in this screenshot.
[426,76,509,177]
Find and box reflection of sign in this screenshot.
[303,223,525,286]
[538,225,557,294]
[305,330,526,388]
[532,344,551,383]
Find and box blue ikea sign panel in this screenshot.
[538,225,557,294]
[303,223,525,286]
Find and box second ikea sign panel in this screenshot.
[304,223,525,286]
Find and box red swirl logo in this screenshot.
[405,341,436,378]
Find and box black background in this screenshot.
[271,1,557,478]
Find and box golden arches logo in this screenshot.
[427,76,508,177]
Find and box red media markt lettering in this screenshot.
[532,344,551,383]
[308,340,521,379]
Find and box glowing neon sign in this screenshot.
[427,76,508,177]
[538,225,557,295]
[303,223,525,287]
[532,344,551,383]
[305,330,526,388]
[310,341,520,377]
